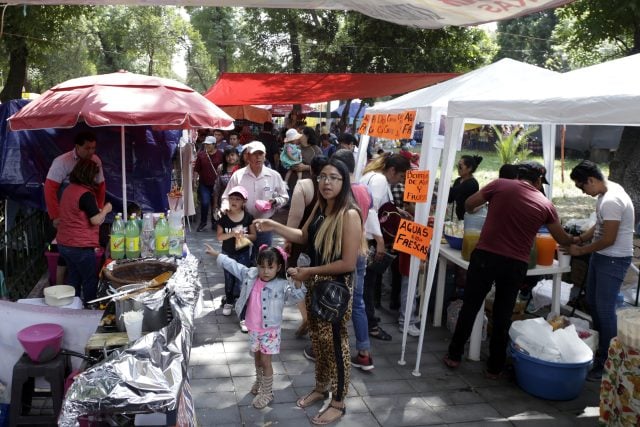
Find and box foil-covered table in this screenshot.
[58,254,200,426]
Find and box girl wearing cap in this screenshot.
[216,185,257,322]
[280,128,304,185]
[448,155,483,220]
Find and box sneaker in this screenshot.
[239,320,248,333]
[196,223,206,232]
[399,324,421,337]
[303,345,316,362]
[222,303,233,316]
[351,352,374,371]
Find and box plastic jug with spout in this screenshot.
[535,226,556,266]
[461,206,487,261]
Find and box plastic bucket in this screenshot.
[17,323,64,362]
[510,343,592,400]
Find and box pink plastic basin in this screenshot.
[17,323,64,363]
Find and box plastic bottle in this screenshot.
[154,213,169,256]
[141,213,155,258]
[461,206,487,261]
[168,213,184,258]
[535,226,556,266]
[125,215,141,259]
[110,213,125,260]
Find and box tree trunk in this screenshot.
[0,37,28,103]
[287,12,302,73]
[609,126,640,224]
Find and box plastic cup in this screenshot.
[557,248,571,268]
[123,310,144,341]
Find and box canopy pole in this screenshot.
[121,126,128,219]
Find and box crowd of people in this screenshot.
[43,119,635,422]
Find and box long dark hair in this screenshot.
[301,126,318,146]
[222,146,239,173]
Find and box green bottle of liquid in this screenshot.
[110,213,125,260]
[125,215,141,259]
[154,213,169,256]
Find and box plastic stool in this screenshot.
[9,352,69,426]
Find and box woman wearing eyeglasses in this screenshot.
[253,157,365,425]
[448,155,483,220]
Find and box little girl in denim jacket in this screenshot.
[204,243,306,409]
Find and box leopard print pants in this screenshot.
[306,274,353,402]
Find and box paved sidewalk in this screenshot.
[186,218,600,426]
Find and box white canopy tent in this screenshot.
[356,58,563,374]
[420,53,640,373]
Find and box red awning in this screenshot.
[204,72,458,106]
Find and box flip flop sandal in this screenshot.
[296,390,329,408]
[311,403,346,425]
[369,326,392,341]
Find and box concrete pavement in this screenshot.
[185,216,600,427]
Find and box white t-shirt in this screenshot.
[359,171,391,240]
[595,181,635,258]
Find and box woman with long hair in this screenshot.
[448,154,483,220]
[253,157,365,425]
[359,153,411,341]
[285,155,329,337]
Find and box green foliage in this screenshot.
[496,11,557,68]
[492,125,538,165]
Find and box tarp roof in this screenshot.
[3,0,574,29]
[447,53,640,126]
[204,72,458,106]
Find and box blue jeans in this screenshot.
[253,231,273,264]
[586,252,631,366]
[198,183,213,226]
[223,250,251,304]
[351,255,370,351]
[58,245,98,303]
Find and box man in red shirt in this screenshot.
[44,131,106,227]
[443,162,574,378]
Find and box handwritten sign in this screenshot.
[404,170,429,203]
[392,219,432,260]
[359,110,416,139]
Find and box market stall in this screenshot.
[359,58,562,372]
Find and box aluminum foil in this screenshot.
[58,254,201,426]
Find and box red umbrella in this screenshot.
[264,104,316,117]
[8,70,234,216]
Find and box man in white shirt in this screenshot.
[566,160,635,382]
[221,141,288,260]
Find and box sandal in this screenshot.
[311,403,346,425]
[369,326,392,341]
[296,389,329,408]
[443,354,460,369]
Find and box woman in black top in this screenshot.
[448,155,483,220]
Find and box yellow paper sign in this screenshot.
[392,219,432,260]
[404,170,429,203]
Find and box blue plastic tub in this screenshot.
[510,343,592,400]
[444,234,463,250]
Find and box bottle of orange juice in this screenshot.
[535,227,556,266]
